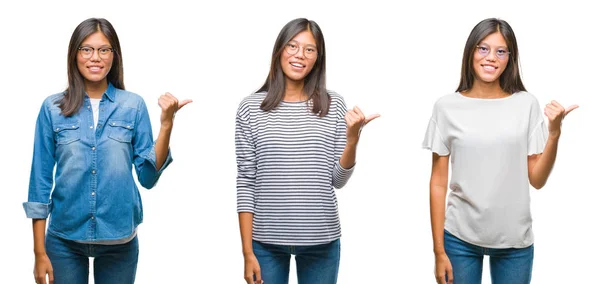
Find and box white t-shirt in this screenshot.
[90,98,101,128]
[423,91,548,248]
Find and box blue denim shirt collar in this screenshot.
[84,82,116,102]
[104,82,116,102]
[84,82,117,102]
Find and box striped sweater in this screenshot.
[236,91,354,245]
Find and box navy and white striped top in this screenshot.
[236,91,354,246]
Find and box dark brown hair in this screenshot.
[58,18,124,116]
[456,18,526,94]
[258,18,330,117]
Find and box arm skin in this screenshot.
[528,101,578,189]
[430,154,454,284]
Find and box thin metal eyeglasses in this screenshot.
[78,46,114,59]
[284,41,318,59]
[476,45,510,60]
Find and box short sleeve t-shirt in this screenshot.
[423,91,548,248]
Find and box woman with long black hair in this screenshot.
[424,18,577,284]
[24,18,190,284]
[236,18,378,284]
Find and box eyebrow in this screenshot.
[288,40,317,48]
[79,45,113,48]
[478,42,508,49]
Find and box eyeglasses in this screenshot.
[476,45,510,60]
[284,41,318,59]
[78,46,114,59]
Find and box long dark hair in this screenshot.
[258,18,330,117]
[58,18,124,116]
[456,18,526,94]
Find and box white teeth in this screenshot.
[291,63,304,68]
[483,66,496,71]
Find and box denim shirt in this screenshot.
[23,83,172,242]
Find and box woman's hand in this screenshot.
[544,100,578,138]
[158,92,192,128]
[345,106,379,145]
[434,253,453,284]
[34,253,53,284]
[243,253,263,284]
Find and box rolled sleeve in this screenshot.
[25,98,56,219]
[333,160,355,189]
[23,201,52,219]
[133,99,172,189]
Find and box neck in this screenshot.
[463,80,509,99]
[284,78,307,102]
[85,79,108,99]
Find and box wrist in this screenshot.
[548,130,561,139]
[160,122,174,131]
[34,250,47,257]
[243,250,255,257]
[346,137,359,147]
[433,247,446,256]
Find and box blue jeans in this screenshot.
[45,232,139,284]
[444,230,534,284]
[253,239,341,284]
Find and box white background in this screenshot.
[1,0,597,283]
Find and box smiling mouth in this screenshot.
[481,65,497,71]
[290,62,305,68]
[88,66,103,72]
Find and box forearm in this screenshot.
[238,212,254,256]
[530,134,560,189]
[154,124,173,170]
[430,185,447,255]
[339,139,358,169]
[32,219,47,256]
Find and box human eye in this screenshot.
[497,49,508,54]
[306,47,316,53]
[80,47,93,53]
[99,48,111,54]
[478,46,489,52]
[287,43,298,49]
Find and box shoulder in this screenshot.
[237,91,266,113]
[432,92,459,110]
[113,88,146,109]
[512,91,540,104]
[327,90,346,106]
[42,92,65,109]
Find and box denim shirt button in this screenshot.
[92,147,96,151]
[92,170,96,174]
[91,192,95,196]
[90,126,93,129]
[91,216,95,220]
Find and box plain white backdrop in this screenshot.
[1,0,597,283]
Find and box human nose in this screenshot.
[294,46,306,59]
[90,48,101,61]
[484,48,497,61]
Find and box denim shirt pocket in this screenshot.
[53,122,81,145]
[107,120,135,143]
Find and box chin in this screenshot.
[476,74,500,83]
[84,75,108,83]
